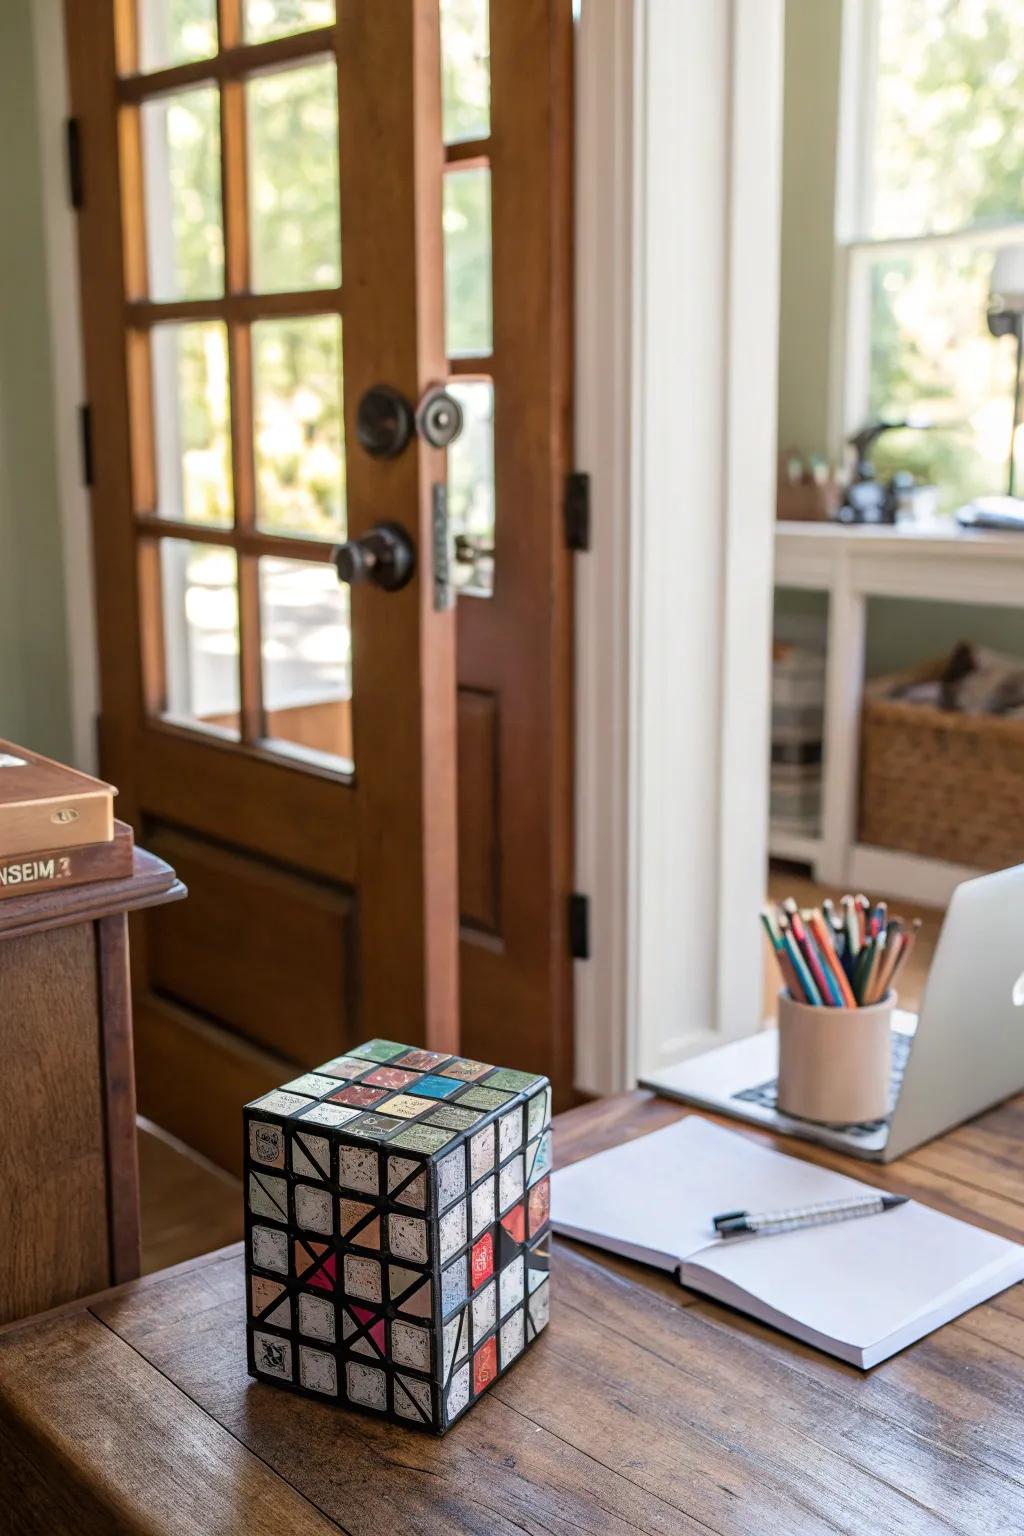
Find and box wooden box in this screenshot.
[0,740,114,857]
[244,1040,552,1431]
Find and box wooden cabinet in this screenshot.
[0,849,183,1324]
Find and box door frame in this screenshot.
[573,0,784,1091]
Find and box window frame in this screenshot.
[833,0,1024,455]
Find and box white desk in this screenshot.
[773,520,1024,904]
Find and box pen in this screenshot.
[712,1193,909,1238]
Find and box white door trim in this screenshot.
[574,0,784,1092]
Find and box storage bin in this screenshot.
[859,661,1024,868]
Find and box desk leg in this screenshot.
[818,566,865,887]
[98,913,142,1285]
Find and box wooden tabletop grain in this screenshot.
[2,1092,1023,1535]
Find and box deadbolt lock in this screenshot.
[416,386,464,449]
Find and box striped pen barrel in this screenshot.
[713,1193,909,1239]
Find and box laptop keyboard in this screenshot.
[732,1030,913,1139]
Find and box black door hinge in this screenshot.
[79,404,94,487]
[568,892,590,960]
[66,118,84,209]
[564,471,590,552]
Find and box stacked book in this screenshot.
[0,740,132,899]
[770,614,826,839]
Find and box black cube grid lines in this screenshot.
[243,1039,552,1433]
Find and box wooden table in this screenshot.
[0,846,184,1325]
[2,1092,1023,1535]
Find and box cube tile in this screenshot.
[244,1038,552,1432]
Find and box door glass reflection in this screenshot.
[151,322,233,527]
[253,315,346,540]
[244,0,335,45]
[443,166,492,357]
[248,61,341,294]
[448,379,494,597]
[259,556,352,770]
[141,86,224,301]
[440,0,490,145]
[136,0,217,73]
[159,541,240,737]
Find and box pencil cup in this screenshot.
[776,989,894,1125]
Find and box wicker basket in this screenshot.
[859,660,1024,869]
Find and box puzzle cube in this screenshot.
[244,1039,552,1432]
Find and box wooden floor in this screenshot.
[139,867,945,1274]
[138,1118,241,1275]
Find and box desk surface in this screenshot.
[2,1093,1023,1535]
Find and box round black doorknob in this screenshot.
[332,522,416,592]
[357,385,416,459]
[416,387,464,449]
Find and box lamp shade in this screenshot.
[990,245,1024,315]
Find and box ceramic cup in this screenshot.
[776,988,894,1124]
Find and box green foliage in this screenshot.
[444,168,492,357]
[440,0,490,144]
[867,0,1024,509]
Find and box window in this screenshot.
[840,0,1024,510]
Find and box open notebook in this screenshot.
[551,1117,1024,1367]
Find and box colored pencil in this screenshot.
[870,918,903,1002]
[800,908,848,1006]
[807,909,857,1008]
[886,919,921,997]
[765,894,918,1010]
[760,907,802,1000]
[783,901,837,1006]
[862,934,886,1004]
[779,919,823,1005]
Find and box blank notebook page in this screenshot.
[551,1116,871,1268]
[552,1116,1024,1362]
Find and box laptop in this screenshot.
[639,863,1024,1162]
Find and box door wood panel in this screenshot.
[133,996,294,1175]
[144,828,355,1064]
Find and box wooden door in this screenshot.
[65,0,573,1171]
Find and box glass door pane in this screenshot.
[259,556,352,768]
[151,322,233,526]
[253,315,346,539]
[244,0,335,45]
[247,60,341,293]
[159,541,241,737]
[136,0,217,73]
[443,166,492,356]
[440,0,490,145]
[140,86,224,301]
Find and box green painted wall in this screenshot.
[0,0,72,763]
[777,0,843,461]
[776,588,1024,678]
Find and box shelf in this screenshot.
[848,845,982,908]
[768,826,822,867]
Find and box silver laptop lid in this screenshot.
[886,863,1024,1160]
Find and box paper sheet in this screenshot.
[552,1116,1024,1359]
